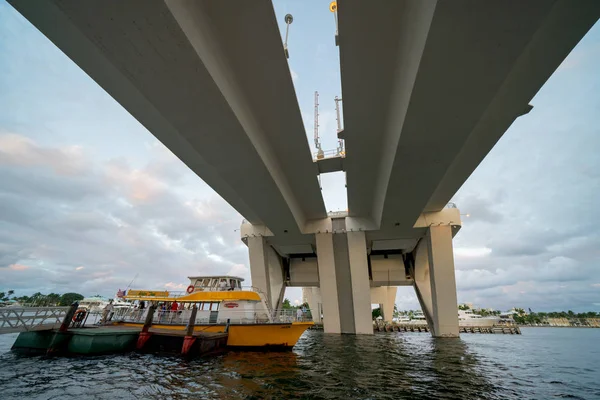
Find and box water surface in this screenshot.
[0,327,599,399]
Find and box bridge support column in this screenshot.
[248,236,286,310]
[302,287,322,323]
[316,228,372,334]
[380,287,397,322]
[412,225,459,338]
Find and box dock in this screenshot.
[7,303,229,357]
[373,323,521,334]
[308,323,521,334]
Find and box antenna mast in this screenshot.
[314,91,324,159]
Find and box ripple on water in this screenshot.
[0,329,599,399]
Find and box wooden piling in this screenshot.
[181,305,198,355]
[136,304,157,350]
[59,302,79,332]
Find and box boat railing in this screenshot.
[111,307,313,326]
[272,309,313,323]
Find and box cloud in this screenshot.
[8,263,30,271]
[0,133,248,297]
[290,69,298,82]
[0,133,86,175]
[454,247,492,258]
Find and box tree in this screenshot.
[59,292,84,306]
[281,298,293,309]
[372,307,382,320]
[458,304,470,310]
[46,293,61,306]
[0,290,14,302]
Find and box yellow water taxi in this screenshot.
[114,276,313,350]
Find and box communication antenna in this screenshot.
[314,91,324,159]
[283,14,293,59]
[335,96,345,156]
[330,1,339,46]
[126,273,138,291]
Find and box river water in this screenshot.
[0,328,598,399]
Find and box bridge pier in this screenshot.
[248,236,286,311]
[412,225,459,338]
[302,287,322,324]
[371,286,397,322]
[316,226,372,334]
[246,214,460,337]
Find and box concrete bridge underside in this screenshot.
[9,0,600,336]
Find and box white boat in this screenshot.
[393,315,411,323]
[78,296,109,313]
[458,309,500,327]
[408,311,428,325]
[78,296,131,313]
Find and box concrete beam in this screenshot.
[339,0,600,230]
[8,0,326,235]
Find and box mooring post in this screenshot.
[46,302,79,355]
[137,303,157,350]
[182,305,198,355]
[59,302,79,332]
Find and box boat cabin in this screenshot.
[188,275,244,293]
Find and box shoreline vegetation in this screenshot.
[508,308,600,328]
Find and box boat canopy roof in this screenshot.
[125,290,261,302]
[188,275,244,281]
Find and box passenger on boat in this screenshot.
[297,307,303,322]
[219,279,228,291]
[101,299,114,324]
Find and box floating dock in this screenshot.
[12,325,228,356]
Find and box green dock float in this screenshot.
[67,327,140,355]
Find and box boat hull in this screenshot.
[119,322,313,349]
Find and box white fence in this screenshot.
[0,307,69,334]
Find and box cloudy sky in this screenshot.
[1,1,599,312]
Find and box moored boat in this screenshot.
[113,275,312,350]
[458,309,501,327]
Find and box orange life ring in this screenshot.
[72,309,86,322]
[186,285,194,294]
